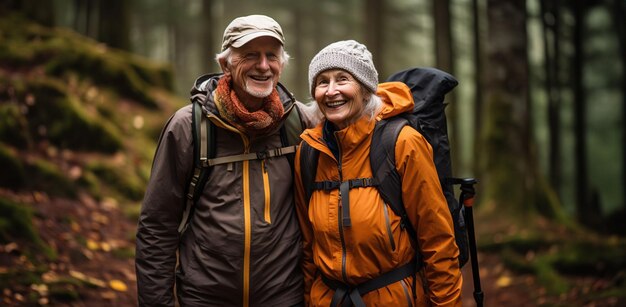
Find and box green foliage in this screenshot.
[551,241,626,276]
[25,158,76,198]
[0,144,77,197]
[0,198,51,257]
[483,233,626,296]
[75,170,102,200]
[0,267,42,291]
[0,103,31,149]
[0,144,26,189]
[85,161,145,201]
[122,202,142,223]
[112,246,135,259]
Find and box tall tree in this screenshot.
[472,0,485,176]
[292,2,308,101]
[201,0,217,73]
[0,0,54,26]
[433,0,458,172]
[572,0,594,225]
[480,0,532,212]
[73,0,97,38]
[613,0,626,210]
[541,0,563,192]
[365,0,385,76]
[98,0,131,51]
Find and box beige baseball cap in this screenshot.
[221,15,285,51]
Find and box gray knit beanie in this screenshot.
[308,40,378,97]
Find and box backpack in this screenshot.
[299,67,474,268]
[177,75,305,233]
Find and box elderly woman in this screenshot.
[294,40,462,307]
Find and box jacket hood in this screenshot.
[190,73,297,117]
[375,81,414,120]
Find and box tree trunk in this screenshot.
[201,0,217,73]
[0,0,55,26]
[97,0,131,51]
[365,0,384,76]
[480,0,531,213]
[292,2,308,101]
[433,0,459,174]
[613,0,626,211]
[472,0,485,177]
[572,0,592,226]
[542,0,562,193]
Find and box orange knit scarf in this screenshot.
[214,75,284,137]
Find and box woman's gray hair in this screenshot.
[215,46,291,66]
[309,88,382,127]
[362,91,383,121]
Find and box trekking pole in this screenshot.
[459,178,484,307]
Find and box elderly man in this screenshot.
[136,15,313,306]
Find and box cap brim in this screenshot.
[230,31,284,48]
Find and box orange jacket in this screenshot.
[295,82,462,306]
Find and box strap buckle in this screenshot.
[323,181,336,190]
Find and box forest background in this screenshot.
[0,0,625,306]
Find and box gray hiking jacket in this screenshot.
[136,74,316,306]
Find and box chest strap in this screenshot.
[322,261,417,307]
[312,178,377,227]
[178,144,297,233]
[201,145,298,167]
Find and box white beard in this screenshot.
[245,81,274,98]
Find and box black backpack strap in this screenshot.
[299,141,320,205]
[322,261,417,307]
[179,101,215,233]
[370,117,418,240]
[311,178,378,227]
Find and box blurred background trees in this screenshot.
[32,0,626,229]
[1,0,625,305]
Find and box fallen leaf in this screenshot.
[69,270,106,288]
[92,212,109,224]
[86,240,99,251]
[100,242,111,252]
[70,221,81,232]
[496,275,512,288]
[5,242,19,253]
[30,284,48,296]
[133,115,144,129]
[42,271,60,283]
[109,280,128,292]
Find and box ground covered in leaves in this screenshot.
[2,188,625,306]
[0,189,137,306]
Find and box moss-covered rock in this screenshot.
[0,15,174,108]
[12,77,124,153]
[85,161,145,201]
[25,157,77,198]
